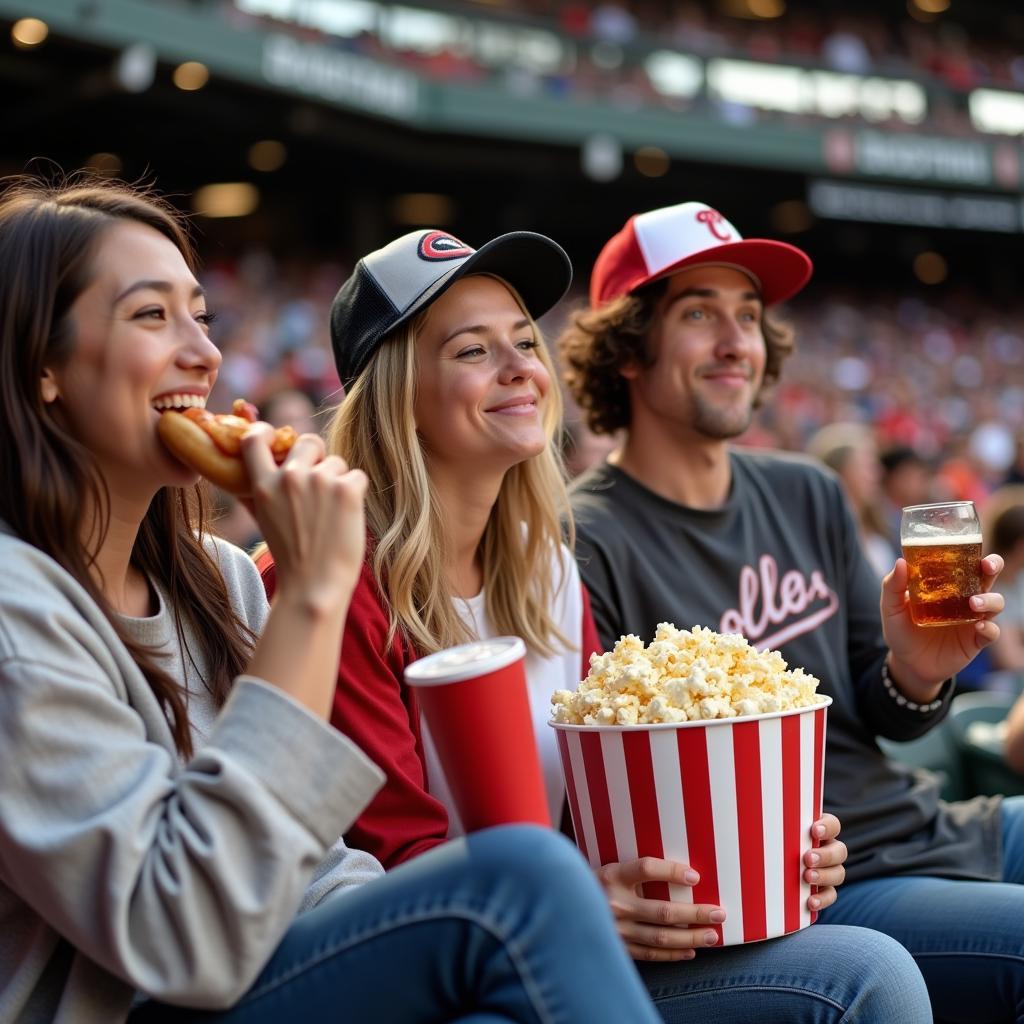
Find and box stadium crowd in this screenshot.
[201,246,1024,690]
[202,247,1024,488]
[232,0,1024,135]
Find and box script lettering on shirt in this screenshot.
[719,554,839,651]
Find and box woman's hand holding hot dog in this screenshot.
[240,424,369,721]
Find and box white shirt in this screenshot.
[420,544,585,836]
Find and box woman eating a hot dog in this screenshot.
[0,176,667,1024]
[259,227,933,1021]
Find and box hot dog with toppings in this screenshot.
[157,398,298,496]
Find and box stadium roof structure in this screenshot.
[3,0,1023,294]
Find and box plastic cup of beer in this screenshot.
[900,501,983,627]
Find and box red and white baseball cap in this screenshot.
[590,201,813,308]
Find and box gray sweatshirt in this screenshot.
[0,525,385,1024]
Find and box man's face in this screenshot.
[622,265,766,441]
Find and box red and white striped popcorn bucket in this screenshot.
[550,697,831,947]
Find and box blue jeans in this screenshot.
[637,923,931,1022]
[819,794,1024,1023]
[129,825,660,1024]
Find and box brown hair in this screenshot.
[559,279,795,435]
[0,175,254,757]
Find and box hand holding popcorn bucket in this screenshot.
[405,637,551,832]
[550,625,832,947]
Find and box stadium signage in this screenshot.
[238,0,566,74]
[261,34,419,119]
[854,131,993,187]
[808,179,1022,232]
[693,59,925,125]
[824,129,1021,190]
[235,0,930,126]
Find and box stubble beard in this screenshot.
[690,389,756,440]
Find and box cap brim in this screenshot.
[640,238,812,306]
[390,231,573,336]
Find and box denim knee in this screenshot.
[469,825,585,877]
[820,926,931,1022]
[466,826,599,903]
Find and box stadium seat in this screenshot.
[947,691,1024,798]
[877,716,966,802]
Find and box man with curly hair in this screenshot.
[560,200,1021,1021]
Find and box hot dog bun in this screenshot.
[157,410,252,495]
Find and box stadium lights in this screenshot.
[85,153,123,177]
[248,140,287,172]
[644,51,703,99]
[706,59,926,124]
[770,200,814,234]
[747,0,786,16]
[969,89,1024,136]
[634,147,670,178]
[11,18,48,49]
[913,251,948,284]
[390,193,455,226]
[173,62,210,91]
[115,43,157,93]
[193,183,259,218]
[720,0,785,18]
[581,134,622,183]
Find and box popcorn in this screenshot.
[551,623,823,726]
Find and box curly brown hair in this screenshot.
[558,279,796,436]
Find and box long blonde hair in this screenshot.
[327,275,573,658]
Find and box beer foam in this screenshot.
[902,535,982,546]
[550,623,823,726]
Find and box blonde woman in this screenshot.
[259,229,596,863]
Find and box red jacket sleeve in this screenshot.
[580,582,603,680]
[258,554,449,868]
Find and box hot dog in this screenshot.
[157,398,299,496]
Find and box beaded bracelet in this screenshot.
[881,658,944,714]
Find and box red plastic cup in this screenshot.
[405,636,551,832]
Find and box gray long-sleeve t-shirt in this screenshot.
[571,452,1001,884]
[0,526,385,1024]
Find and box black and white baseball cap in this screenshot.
[330,229,572,390]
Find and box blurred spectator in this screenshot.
[970,421,1017,487]
[807,422,896,578]
[822,20,872,74]
[934,435,990,507]
[261,388,321,437]
[1006,431,1024,486]
[878,446,932,551]
[993,486,1024,774]
[984,487,1024,674]
[590,1,637,44]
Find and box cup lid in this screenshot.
[405,636,526,686]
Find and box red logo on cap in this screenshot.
[418,231,473,261]
[696,208,732,242]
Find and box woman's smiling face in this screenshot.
[42,219,221,499]
[413,274,552,472]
